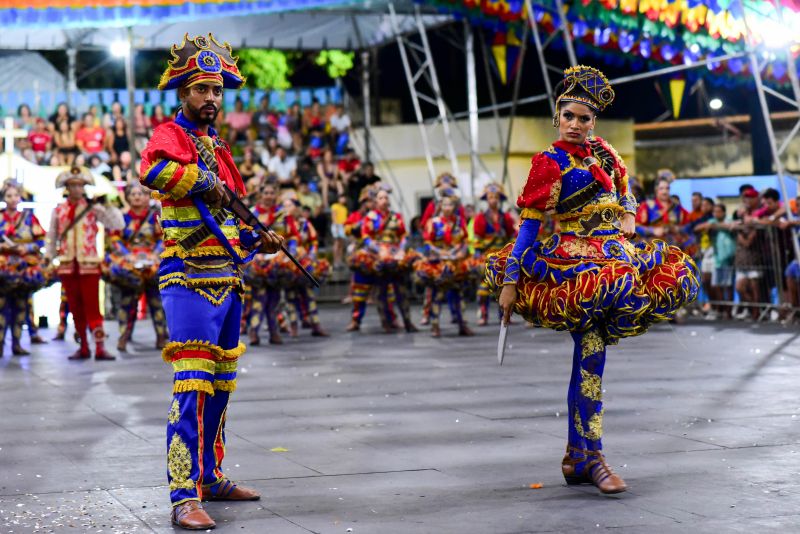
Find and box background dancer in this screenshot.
[46,166,124,360]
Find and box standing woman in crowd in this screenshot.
[472,183,517,326]
[246,184,299,345]
[283,198,330,338]
[489,66,699,494]
[105,183,167,352]
[418,189,474,338]
[360,185,419,333]
[150,104,171,130]
[106,117,130,165]
[0,181,48,356]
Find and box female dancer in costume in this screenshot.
[105,183,168,352]
[489,66,699,494]
[472,183,517,326]
[0,181,47,356]
[360,185,419,333]
[418,190,474,338]
[346,186,397,332]
[283,197,329,338]
[246,183,299,345]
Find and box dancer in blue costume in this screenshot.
[489,66,699,495]
[139,33,283,530]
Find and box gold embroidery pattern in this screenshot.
[545,180,562,211]
[579,369,602,401]
[168,399,181,425]
[560,238,598,258]
[573,408,604,442]
[168,434,195,491]
[581,330,604,359]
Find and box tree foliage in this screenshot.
[237,49,294,90]
[314,50,355,79]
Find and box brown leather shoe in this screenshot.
[156,334,168,350]
[202,479,261,501]
[311,326,329,337]
[346,319,360,332]
[561,446,590,484]
[431,324,441,338]
[248,328,260,346]
[458,324,475,337]
[269,333,283,345]
[171,500,215,530]
[585,451,627,494]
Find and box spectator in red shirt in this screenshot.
[150,104,171,130]
[27,118,52,164]
[75,113,108,159]
[225,97,253,144]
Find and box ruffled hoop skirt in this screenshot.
[485,235,700,344]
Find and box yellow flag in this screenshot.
[669,78,686,119]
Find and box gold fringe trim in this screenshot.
[173,378,215,396]
[158,272,242,291]
[193,286,235,306]
[222,342,246,361]
[168,164,199,200]
[213,379,237,392]
[554,202,624,222]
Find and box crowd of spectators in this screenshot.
[9,95,385,270]
[628,172,800,324]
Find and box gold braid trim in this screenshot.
[168,164,200,200]
[157,272,242,291]
[213,379,237,392]
[173,378,215,395]
[162,339,224,364]
[553,202,624,222]
[519,208,545,221]
[161,245,249,260]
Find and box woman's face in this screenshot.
[154,104,164,117]
[19,105,30,118]
[376,190,390,211]
[58,104,68,116]
[441,197,455,217]
[4,187,21,210]
[557,102,595,145]
[112,102,122,115]
[283,199,298,216]
[656,180,671,203]
[260,187,276,206]
[127,187,147,208]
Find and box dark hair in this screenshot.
[715,203,727,214]
[692,192,702,198]
[17,103,31,116]
[762,188,780,201]
[654,176,671,189]
[739,184,754,194]
[703,197,715,205]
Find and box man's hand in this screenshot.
[203,179,228,210]
[620,213,636,239]
[257,230,284,254]
[498,284,518,325]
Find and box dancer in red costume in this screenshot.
[46,167,124,360]
[489,66,699,494]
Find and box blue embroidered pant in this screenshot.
[248,286,281,337]
[567,328,606,457]
[0,293,29,349]
[117,283,167,341]
[429,287,466,328]
[161,284,245,506]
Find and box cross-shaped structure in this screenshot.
[1,116,28,180]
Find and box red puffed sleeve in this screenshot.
[515,153,562,221]
[139,123,201,199]
[395,213,407,240]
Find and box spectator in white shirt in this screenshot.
[267,146,297,188]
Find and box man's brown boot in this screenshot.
[202,479,261,501]
[171,500,215,530]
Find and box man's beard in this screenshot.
[186,101,219,125]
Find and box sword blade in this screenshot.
[497,323,509,366]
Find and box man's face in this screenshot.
[181,83,223,126]
[764,197,778,212]
[656,180,671,203]
[692,194,702,211]
[701,199,714,214]
[713,205,725,221]
[376,190,390,211]
[486,192,500,210]
[83,115,93,128]
[66,181,85,199]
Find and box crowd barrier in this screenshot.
[701,222,800,322]
[0,85,342,117]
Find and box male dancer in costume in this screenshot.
[46,167,124,360]
[139,34,283,530]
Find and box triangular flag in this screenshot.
[669,78,686,119]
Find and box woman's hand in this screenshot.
[620,213,636,239]
[498,284,518,325]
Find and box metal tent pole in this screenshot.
[525,0,555,115]
[500,15,529,190]
[361,49,372,163]
[388,2,437,188]
[125,27,137,159]
[464,19,479,201]
[553,0,577,67]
